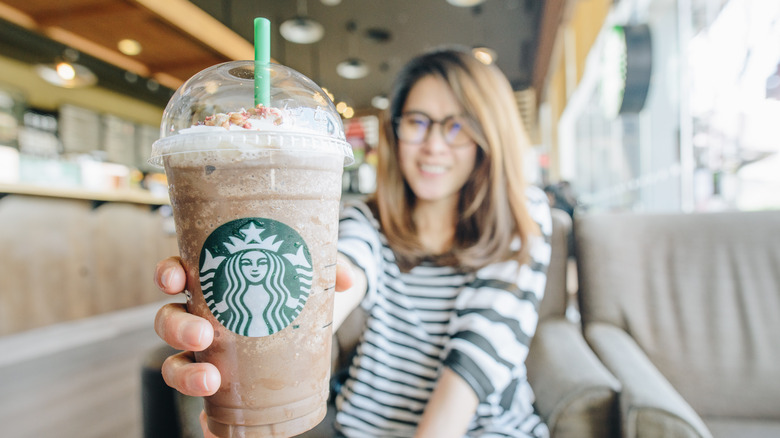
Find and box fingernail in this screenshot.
[190,370,211,393]
[183,321,205,347]
[161,269,173,289]
[201,371,212,392]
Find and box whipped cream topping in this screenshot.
[177,104,343,138]
[192,104,289,131]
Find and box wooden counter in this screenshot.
[0,182,169,205]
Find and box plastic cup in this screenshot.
[150,60,353,437]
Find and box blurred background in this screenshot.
[1,0,778,212]
[0,0,778,436]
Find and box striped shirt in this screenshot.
[335,187,552,438]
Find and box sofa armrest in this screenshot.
[527,319,621,438]
[585,322,713,438]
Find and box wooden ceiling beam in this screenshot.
[532,0,568,101]
[152,71,184,91]
[0,2,36,29]
[0,2,149,75]
[34,3,128,26]
[44,26,150,76]
[131,0,253,61]
[0,0,254,89]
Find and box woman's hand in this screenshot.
[152,255,357,398]
[154,257,220,396]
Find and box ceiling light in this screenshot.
[118,39,142,56]
[365,27,392,44]
[337,58,369,79]
[56,62,76,80]
[280,17,324,44]
[446,0,485,6]
[280,0,324,44]
[472,47,497,65]
[343,107,355,119]
[35,61,97,88]
[320,0,342,5]
[338,20,369,79]
[371,95,389,110]
[147,79,160,92]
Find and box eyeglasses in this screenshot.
[394,111,475,147]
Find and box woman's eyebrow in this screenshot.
[401,110,463,120]
[400,110,430,117]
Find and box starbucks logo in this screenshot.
[199,218,312,337]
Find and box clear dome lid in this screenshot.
[150,60,353,167]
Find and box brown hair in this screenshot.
[369,47,539,272]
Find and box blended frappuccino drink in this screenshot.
[150,61,353,437]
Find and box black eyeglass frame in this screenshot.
[393,111,477,148]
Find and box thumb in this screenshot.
[335,255,355,292]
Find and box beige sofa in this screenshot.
[575,209,780,438]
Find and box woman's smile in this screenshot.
[419,163,448,175]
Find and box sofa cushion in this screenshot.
[630,408,709,438]
[527,320,620,438]
[575,210,780,418]
[703,417,780,438]
[586,322,712,438]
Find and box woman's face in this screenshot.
[398,75,478,207]
[240,250,269,284]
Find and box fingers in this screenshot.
[155,303,214,352]
[335,254,355,292]
[154,256,186,295]
[162,351,220,397]
[154,257,220,404]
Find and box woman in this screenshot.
[155,47,552,437]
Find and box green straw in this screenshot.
[254,17,271,107]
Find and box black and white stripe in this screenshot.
[336,187,551,437]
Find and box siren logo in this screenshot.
[199,218,312,337]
